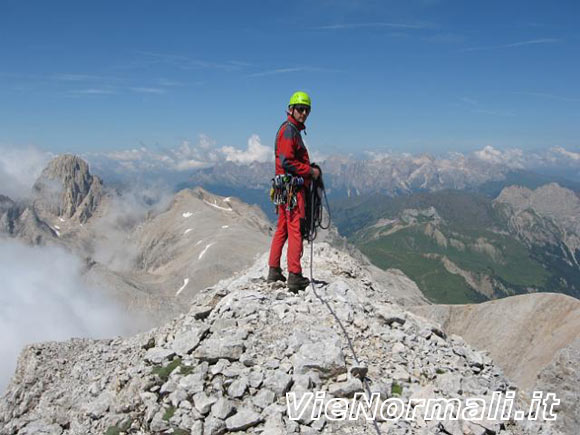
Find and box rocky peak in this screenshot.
[495,183,579,219]
[32,154,103,223]
[0,193,58,245]
[400,207,442,225]
[494,183,580,267]
[0,194,15,214]
[0,243,562,434]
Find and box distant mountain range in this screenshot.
[87,146,580,210]
[177,151,580,200]
[332,183,580,304]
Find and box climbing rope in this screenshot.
[303,164,331,242]
[306,178,383,435]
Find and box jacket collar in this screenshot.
[287,114,305,131]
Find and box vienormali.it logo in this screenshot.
[286,390,559,422]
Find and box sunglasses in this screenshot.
[294,105,310,114]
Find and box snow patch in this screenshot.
[203,199,232,212]
[184,228,192,235]
[54,225,60,230]
[198,243,214,260]
[195,240,203,246]
[176,278,189,296]
[221,225,229,229]
[58,217,65,222]
[182,212,193,218]
[224,197,231,202]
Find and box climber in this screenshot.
[267,91,321,292]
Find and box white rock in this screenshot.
[224,407,263,431]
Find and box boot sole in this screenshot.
[287,283,309,292]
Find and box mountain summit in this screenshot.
[32,154,103,223]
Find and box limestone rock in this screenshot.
[225,407,263,431]
[194,338,245,363]
[32,154,103,223]
[292,342,346,379]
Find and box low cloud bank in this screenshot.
[91,182,174,272]
[221,134,271,164]
[0,145,52,200]
[0,239,135,392]
[87,133,273,175]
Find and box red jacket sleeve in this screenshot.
[277,124,312,177]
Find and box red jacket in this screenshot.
[274,115,313,184]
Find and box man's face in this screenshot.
[291,104,310,123]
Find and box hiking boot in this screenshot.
[267,266,286,283]
[287,272,310,292]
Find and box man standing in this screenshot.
[267,91,320,292]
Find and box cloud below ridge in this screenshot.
[0,145,52,200]
[0,239,134,393]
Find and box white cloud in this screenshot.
[90,183,173,272]
[309,150,328,163]
[472,145,525,168]
[504,38,560,48]
[0,239,135,392]
[473,145,503,162]
[247,67,305,78]
[461,38,560,52]
[0,145,52,199]
[130,87,166,94]
[174,159,207,170]
[220,134,272,164]
[70,88,115,95]
[314,22,428,30]
[551,146,580,161]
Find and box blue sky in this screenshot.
[1,0,579,157]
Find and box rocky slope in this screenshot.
[409,294,580,389]
[0,244,563,435]
[409,293,580,435]
[127,187,271,301]
[0,199,58,245]
[494,183,580,268]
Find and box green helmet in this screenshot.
[288,91,311,108]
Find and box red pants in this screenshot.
[268,189,305,274]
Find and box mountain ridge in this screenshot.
[0,243,567,434]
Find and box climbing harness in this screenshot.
[306,173,383,435]
[270,174,304,212]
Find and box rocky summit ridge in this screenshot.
[0,244,563,435]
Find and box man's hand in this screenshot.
[310,166,321,180]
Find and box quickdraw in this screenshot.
[269,174,304,212]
